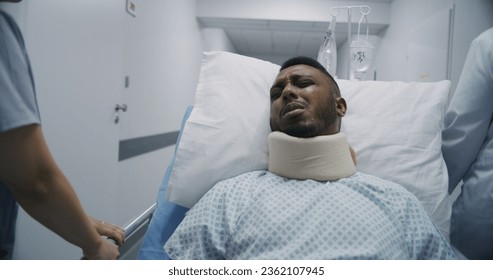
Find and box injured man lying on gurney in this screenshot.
[164,56,456,260]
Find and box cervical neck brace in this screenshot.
[268,131,356,181]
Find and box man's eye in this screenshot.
[270,89,281,100]
[297,80,313,88]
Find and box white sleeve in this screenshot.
[442,28,493,192]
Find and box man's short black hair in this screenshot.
[280,56,340,97]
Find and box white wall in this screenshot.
[248,54,291,65]
[201,27,237,52]
[371,0,493,92]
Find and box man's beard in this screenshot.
[283,103,338,138]
[283,124,320,138]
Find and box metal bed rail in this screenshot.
[81,203,156,259]
[123,203,156,240]
[118,203,156,259]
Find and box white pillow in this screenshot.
[166,51,279,208]
[338,79,452,238]
[166,51,452,238]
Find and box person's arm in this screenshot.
[442,28,493,193]
[0,124,123,259]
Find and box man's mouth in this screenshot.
[281,102,306,119]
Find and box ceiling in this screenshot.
[197,0,392,59]
[198,17,388,58]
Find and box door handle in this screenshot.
[114,104,127,124]
[115,104,128,112]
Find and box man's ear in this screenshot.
[336,97,347,117]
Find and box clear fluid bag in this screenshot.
[350,13,373,80]
[317,15,337,77]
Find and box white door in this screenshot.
[12,0,125,259]
[117,0,192,228]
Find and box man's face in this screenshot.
[269,64,345,138]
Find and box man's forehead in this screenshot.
[276,64,319,79]
[274,64,328,83]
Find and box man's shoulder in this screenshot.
[211,170,268,192]
[219,170,268,183]
[349,171,397,185]
[475,27,493,46]
[349,172,416,197]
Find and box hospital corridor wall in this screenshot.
[0,0,205,260]
[370,0,493,94]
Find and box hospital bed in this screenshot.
[124,51,476,260]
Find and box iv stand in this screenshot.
[330,5,371,79]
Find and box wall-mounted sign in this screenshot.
[127,0,137,17]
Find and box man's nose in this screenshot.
[281,83,298,101]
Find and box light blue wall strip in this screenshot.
[118,131,180,161]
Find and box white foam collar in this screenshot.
[268,131,356,181]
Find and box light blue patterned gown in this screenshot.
[164,171,456,259]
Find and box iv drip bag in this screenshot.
[317,15,337,77]
[350,13,373,80]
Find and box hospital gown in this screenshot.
[165,171,456,259]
